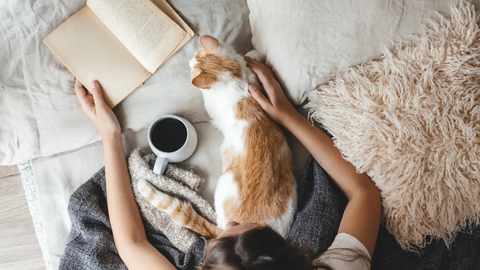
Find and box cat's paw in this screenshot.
[245,50,260,61]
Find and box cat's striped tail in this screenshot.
[137,179,222,238]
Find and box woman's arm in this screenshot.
[245,58,382,256]
[74,79,176,270]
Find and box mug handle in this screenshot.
[153,156,169,175]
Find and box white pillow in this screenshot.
[247,0,454,104]
[0,0,252,164]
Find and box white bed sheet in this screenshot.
[31,120,309,269]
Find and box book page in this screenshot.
[151,0,194,63]
[87,0,187,73]
[44,7,151,108]
[152,0,194,36]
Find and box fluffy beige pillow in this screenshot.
[307,1,480,250]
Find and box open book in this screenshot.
[44,0,194,108]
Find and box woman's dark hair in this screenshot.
[199,226,371,270]
[199,226,312,270]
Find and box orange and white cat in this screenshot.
[138,35,296,238]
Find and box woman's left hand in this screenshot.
[74,79,120,139]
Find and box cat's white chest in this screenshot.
[201,87,249,159]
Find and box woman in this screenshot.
[74,57,382,270]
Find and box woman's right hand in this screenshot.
[245,57,299,126]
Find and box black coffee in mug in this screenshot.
[150,118,188,153]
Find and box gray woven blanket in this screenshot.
[59,153,480,270]
[58,153,344,270]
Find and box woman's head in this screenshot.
[199,221,312,270]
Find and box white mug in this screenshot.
[147,115,198,175]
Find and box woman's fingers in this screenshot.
[74,79,95,112]
[247,60,274,87]
[244,57,279,97]
[245,57,275,78]
[248,84,271,110]
[74,79,87,100]
[245,57,266,76]
[89,80,107,107]
[73,79,108,114]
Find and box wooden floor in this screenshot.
[0,166,45,270]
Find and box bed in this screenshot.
[2,0,473,268]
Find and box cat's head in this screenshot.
[189,35,249,90]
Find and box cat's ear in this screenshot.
[192,73,217,89]
[200,35,220,54]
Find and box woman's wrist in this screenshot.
[101,131,122,145]
[281,110,306,130]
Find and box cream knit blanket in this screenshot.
[128,148,216,253]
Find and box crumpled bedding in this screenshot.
[0,0,252,165]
